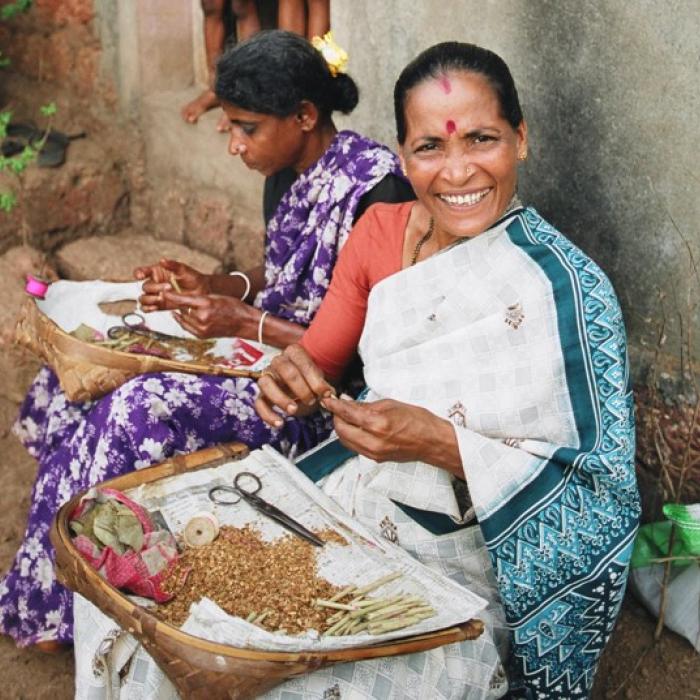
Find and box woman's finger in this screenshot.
[322,395,374,429]
[173,311,208,338]
[285,344,335,399]
[163,291,210,308]
[254,394,285,429]
[332,415,382,459]
[133,265,153,280]
[138,293,164,308]
[271,358,319,407]
[257,371,300,415]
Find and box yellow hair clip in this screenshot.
[311,31,348,77]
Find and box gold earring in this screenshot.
[518,150,527,161]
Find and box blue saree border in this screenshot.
[477,208,639,697]
[479,213,601,544]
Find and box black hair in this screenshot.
[394,42,523,144]
[215,30,358,120]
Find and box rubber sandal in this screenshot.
[1,121,86,168]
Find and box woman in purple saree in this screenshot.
[1,30,413,648]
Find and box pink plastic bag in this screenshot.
[70,487,179,603]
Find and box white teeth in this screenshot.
[439,188,490,206]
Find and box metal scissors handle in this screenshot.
[107,312,180,342]
[209,471,324,547]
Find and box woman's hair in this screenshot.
[215,30,359,119]
[394,42,523,143]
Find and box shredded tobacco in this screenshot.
[154,525,348,633]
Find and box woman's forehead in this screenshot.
[221,102,268,121]
[403,72,502,130]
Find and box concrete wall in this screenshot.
[333,0,700,371]
[93,0,266,270]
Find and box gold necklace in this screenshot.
[410,217,434,266]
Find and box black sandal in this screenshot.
[1,122,86,167]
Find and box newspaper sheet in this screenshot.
[125,445,487,652]
[37,279,276,370]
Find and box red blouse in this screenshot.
[300,201,413,380]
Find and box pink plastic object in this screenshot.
[70,487,179,603]
[25,274,50,299]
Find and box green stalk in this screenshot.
[368,615,421,635]
[353,571,402,596]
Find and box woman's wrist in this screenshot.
[422,412,464,476]
[197,273,214,295]
[248,310,305,349]
[209,273,247,299]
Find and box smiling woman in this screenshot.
[256,42,640,698]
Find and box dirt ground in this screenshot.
[0,379,697,699]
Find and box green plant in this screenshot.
[0,102,57,218]
[0,0,50,224]
[0,0,32,20]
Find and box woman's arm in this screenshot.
[163,290,305,348]
[322,395,464,476]
[301,204,405,379]
[207,264,266,301]
[255,346,464,474]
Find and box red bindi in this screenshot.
[438,76,452,94]
[446,119,456,134]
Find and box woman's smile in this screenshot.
[437,186,492,208]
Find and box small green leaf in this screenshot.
[0,0,33,21]
[0,192,17,212]
[40,102,57,117]
[0,111,11,139]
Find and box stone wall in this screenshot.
[332,0,700,374]
[0,0,144,254]
[92,0,266,270]
[1,0,103,99]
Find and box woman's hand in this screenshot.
[255,344,335,426]
[323,395,463,474]
[164,292,257,339]
[134,259,210,312]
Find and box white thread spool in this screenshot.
[183,512,220,547]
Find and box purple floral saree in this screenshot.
[0,130,403,646]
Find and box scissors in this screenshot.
[208,471,324,547]
[107,312,181,342]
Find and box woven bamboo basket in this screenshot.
[15,298,263,402]
[51,443,484,700]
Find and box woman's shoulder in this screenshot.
[343,201,412,279]
[517,206,620,301]
[353,174,415,222]
[361,200,415,226]
[351,200,413,245]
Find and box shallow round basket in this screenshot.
[15,298,262,403]
[51,443,484,700]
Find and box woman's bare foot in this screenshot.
[181,89,220,124]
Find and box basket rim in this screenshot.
[52,443,483,663]
[20,297,263,379]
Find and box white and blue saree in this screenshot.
[328,205,640,698]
